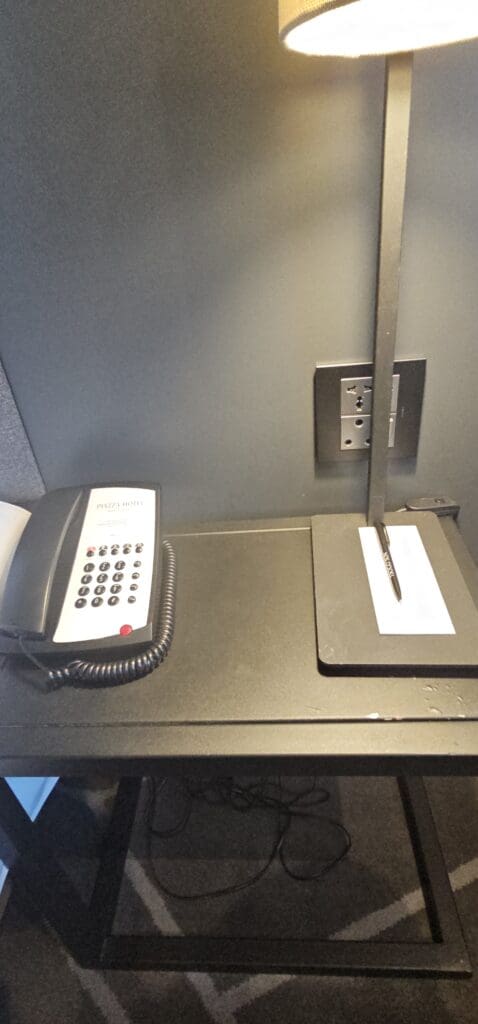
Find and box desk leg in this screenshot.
[398,777,466,948]
[88,777,142,957]
[0,777,142,967]
[0,779,96,964]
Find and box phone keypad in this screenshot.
[54,487,156,644]
[75,542,144,610]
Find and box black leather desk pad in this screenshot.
[311,511,478,675]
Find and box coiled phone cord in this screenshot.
[46,540,176,688]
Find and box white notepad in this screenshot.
[0,501,30,603]
[359,525,455,635]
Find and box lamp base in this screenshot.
[311,511,478,675]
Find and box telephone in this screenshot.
[0,485,176,686]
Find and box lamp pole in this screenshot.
[367,52,413,525]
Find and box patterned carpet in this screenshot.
[0,775,477,1024]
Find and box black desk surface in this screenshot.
[0,515,477,775]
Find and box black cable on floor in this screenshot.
[146,775,351,901]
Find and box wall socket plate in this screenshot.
[314,359,426,463]
[340,373,399,450]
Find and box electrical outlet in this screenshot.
[314,359,426,463]
[340,375,399,417]
[340,413,397,450]
[340,374,399,450]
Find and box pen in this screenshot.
[374,521,402,601]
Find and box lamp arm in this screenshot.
[367,52,413,525]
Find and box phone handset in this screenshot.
[0,485,176,687]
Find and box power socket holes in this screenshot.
[340,413,397,450]
[340,374,399,451]
[340,375,399,417]
[314,359,426,464]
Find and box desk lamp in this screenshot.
[278,1,478,674]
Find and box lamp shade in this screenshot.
[279,0,478,57]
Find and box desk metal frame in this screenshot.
[0,774,470,976]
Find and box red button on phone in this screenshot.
[119,624,133,636]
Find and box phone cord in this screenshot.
[47,540,176,687]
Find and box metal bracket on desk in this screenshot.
[0,776,471,977]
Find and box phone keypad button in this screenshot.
[79,539,144,608]
[73,534,145,619]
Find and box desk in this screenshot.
[0,514,477,975]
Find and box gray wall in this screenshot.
[1,2,477,555]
